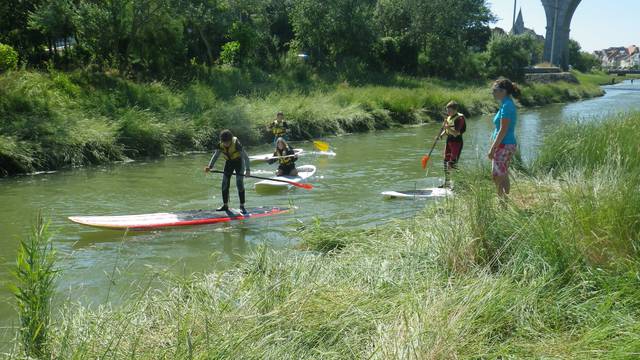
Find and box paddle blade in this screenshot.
[313,140,329,152]
[421,155,429,169]
[292,182,313,190]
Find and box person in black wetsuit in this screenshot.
[268,137,298,176]
[204,129,251,214]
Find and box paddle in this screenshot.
[207,169,313,190]
[421,125,445,169]
[313,140,329,152]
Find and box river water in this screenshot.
[1,80,639,347]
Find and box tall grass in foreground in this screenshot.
[26,113,640,358]
[533,112,640,176]
[9,213,57,359]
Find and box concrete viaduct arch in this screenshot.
[541,0,582,70]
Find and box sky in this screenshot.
[488,0,640,52]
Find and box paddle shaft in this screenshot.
[208,170,312,189]
[426,125,445,157]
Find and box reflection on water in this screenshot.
[0,81,639,348]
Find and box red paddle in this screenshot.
[422,125,445,169]
[208,169,313,190]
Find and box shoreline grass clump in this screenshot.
[9,213,57,359]
[16,112,638,358]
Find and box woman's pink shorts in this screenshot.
[492,144,517,177]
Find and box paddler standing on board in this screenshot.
[439,101,466,188]
[268,137,298,176]
[268,111,290,144]
[204,129,251,214]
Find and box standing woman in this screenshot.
[488,78,520,198]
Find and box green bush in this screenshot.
[485,34,537,81]
[0,43,18,72]
[220,41,241,67]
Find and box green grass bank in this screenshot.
[0,69,607,176]
[9,113,640,358]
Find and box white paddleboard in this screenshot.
[68,206,290,230]
[249,148,303,162]
[381,188,453,199]
[255,165,316,192]
[309,150,337,157]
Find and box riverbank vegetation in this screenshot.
[8,112,640,358]
[0,0,613,176]
[0,68,607,176]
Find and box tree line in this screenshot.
[0,0,598,81]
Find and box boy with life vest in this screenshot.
[439,101,466,188]
[204,129,251,214]
[268,111,290,144]
[268,137,298,176]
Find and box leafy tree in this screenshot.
[568,39,599,72]
[28,0,76,61]
[392,0,494,78]
[0,0,47,63]
[175,0,231,66]
[290,0,377,69]
[485,33,537,81]
[373,0,417,73]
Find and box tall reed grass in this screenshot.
[18,112,638,358]
[9,213,57,359]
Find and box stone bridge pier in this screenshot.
[541,0,581,70]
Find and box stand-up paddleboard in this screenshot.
[381,188,453,199]
[255,165,316,192]
[249,148,303,163]
[68,206,290,230]
[309,150,337,157]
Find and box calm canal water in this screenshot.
[1,80,639,347]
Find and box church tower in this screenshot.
[511,9,525,35]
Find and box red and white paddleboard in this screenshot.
[68,206,290,230]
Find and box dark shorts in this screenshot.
[278,163,296,175]
[444,141,463,163]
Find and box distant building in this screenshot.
[511,9,525,35]
[509,9,545,41]
[595,46,640,69]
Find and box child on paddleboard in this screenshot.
[268,137,298,176]
[204,129,251,214]
[439,101,466,188]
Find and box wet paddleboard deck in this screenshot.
[68,206,290,230]
[381,188,453,199]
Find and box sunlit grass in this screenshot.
[0,69,605,176]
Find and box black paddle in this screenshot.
[207,169,313,190]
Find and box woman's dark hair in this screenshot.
[219,129,233,141]
[494,78,521,99]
